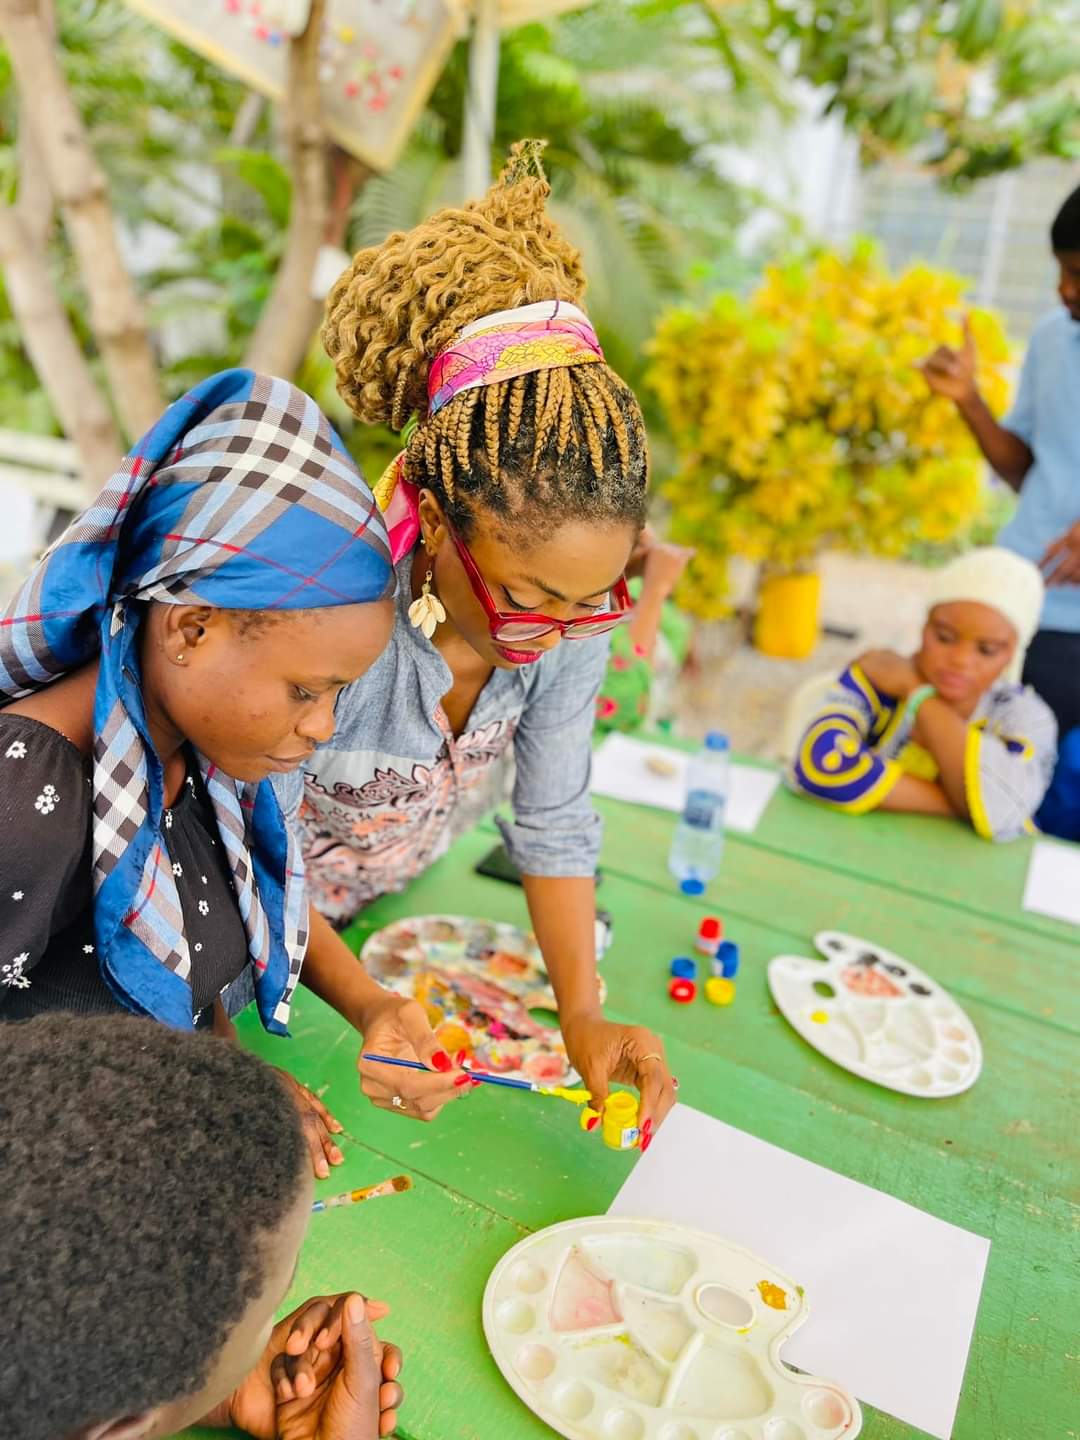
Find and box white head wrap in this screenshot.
[924,546,1044,683]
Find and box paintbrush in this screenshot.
[361,1052,592,1107]
[312,1173,413,1214]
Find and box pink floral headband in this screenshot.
[374,300,605,562]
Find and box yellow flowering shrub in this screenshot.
[647,243,1011,618]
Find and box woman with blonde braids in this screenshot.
[277,143,677,1148]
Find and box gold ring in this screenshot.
[640,1052,663,1065]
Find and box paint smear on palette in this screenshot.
[757,1280,789,1310]
[574,1333,666,1406]
[842,965,903,999]
[360,915,602,1085]
[551,1248,622,1332]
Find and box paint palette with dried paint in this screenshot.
[767,930,982,1098]
[361,914,605,1086]
[483,1215,861,1440]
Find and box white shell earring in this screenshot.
[408,569,447,640]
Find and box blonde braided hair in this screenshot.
[323,141,648,541]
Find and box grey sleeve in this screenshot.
[497,635,609,878]
[968,689,1058,842]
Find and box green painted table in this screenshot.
[182,779,1079,1440]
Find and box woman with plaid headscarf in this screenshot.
[0,370,403,1175]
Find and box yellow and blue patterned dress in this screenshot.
[787,663,1058,841]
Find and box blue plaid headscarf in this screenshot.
[0,370,394,1033]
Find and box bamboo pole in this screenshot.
[0,0,164,437]
[0,201,123,494]
[243,0,329,377]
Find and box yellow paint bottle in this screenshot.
[602,1091,640,1151]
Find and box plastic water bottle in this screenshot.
[668,732,730,895]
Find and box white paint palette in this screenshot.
[483,1216,862,1440]
[768,930,982,1098]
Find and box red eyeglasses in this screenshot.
[449,526,632,644]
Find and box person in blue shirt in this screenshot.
[920,182,1080,737]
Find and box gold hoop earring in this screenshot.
[408,569,446,640]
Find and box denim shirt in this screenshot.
[998,306,1080,633]
[273,554,608,924]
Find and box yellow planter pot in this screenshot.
[754,571,821,660]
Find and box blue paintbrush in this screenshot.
[360,1052,590,1103]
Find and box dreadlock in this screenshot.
[323,140,648,543]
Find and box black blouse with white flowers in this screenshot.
[0,714,248,1023]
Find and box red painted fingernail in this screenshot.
[454,1075,472,1088]
[641,1133,652,1152]
[455,1049,467,1066]
[672,1076,680,1091]
[430,1051,452,1073]
[470,1077,483,1087]
[586,1114,600,1131]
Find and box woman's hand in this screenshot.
[560,1014,677,1152]
[357,992,474,1121]
[201,1293,402,1439]
[275,1069,346,1180]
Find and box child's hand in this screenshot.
[202,1293,401,1438]
[275,1294,402,1440]
[856,649,922,700]
[918,315,979,407]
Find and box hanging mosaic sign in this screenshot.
[124,0,465,169]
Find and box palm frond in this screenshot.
[351,138,458,249]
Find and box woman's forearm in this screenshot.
[300,904,393,1031]
[520,874,603,1022]
[626,587,667,661]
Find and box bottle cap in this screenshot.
[719,940,740,978]
[670,956,697,979]
[668,977,697,1004]
[704,731,730,752]
[679,877,706,896]
[705,976,736,1006]
[697,916,722,941]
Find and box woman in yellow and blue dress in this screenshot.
[787,547,1057,841]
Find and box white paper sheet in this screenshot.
[1021,838,1080,926]
[610,1107,990,1440]
[590,733,781,834]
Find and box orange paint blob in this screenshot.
[756,1280,788,1310]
